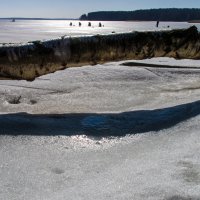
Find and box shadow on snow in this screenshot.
[0,100,200,137]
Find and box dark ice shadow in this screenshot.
[121,61,200,70]
[165,195,199,200]
[0,100,200,137]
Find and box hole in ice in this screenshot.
[29,99,37,105]
[7,95,21,104]
[51,168,65,175]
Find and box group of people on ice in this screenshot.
[69,22,103,27]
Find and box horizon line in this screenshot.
[1,8,200,19]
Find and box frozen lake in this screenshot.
[1,19,200,199]
[0,58,200,199]
[0,19,199,43]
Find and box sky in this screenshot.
[0,0,200,18]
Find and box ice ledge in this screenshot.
[0,26,199,81]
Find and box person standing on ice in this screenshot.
[156,21,159,28]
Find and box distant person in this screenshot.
[156,21,159,28]
[79,22,82,27]
[99,22,102,27]
[70,22,73,26]
[88,22,91,27]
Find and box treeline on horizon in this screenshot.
[80,8,200,21]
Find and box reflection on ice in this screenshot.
[0,113,200,200]
[0,20,200,43]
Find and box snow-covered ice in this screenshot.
[0,57,200,199]
[0,20,200,44]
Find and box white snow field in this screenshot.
[0,20,200,44]
[0,57,200,199]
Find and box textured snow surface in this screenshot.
[0,58,200,199]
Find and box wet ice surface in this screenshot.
[0,20,199,44]
[0,57,200,199]
[1,119,200,200]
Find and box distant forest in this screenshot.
[80,8,200,21]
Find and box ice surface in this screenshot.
[0,58,200,199]
[1,57,200,114]
[0,20,200,43]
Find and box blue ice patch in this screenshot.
[81,116,108,128]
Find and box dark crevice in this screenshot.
[121,62,200,69]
